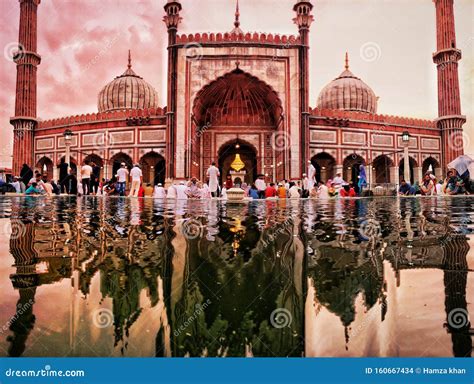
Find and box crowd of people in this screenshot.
[0,161,471,199]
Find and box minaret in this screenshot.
[433,0,466,167]
[10,0,41,175]
[293,1,314,176]
[163,0,182,180]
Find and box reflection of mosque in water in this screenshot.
[5,197,472,357]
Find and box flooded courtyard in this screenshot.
[0,196,472,358]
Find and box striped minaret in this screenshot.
[433,0,466,168]
[10,0,41,175]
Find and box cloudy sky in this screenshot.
[0,0,472,167]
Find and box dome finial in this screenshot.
[345,51,349,70]
[234,0,240,29]
[128,50,132,70]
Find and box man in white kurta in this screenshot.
[206,162,220,197]
[307,162,316,190]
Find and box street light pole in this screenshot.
[64,129,73,171]
[402,131,411,184]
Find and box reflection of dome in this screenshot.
[317,53,377,114]
[97,51,159,113]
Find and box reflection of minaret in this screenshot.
[8,221,38,357]
[442,235,471,357]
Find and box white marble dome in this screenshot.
[98,52,159,113]
[317,55,377,114]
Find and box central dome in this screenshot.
[98,51,159,113]
[317,53,377,114]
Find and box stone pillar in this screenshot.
[390,166,399,185]
[367,166,374,187]
[413,167,423,184]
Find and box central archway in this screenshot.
[218,140,258,185]
[191,68,284,181]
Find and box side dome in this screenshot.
[317,53,377,114]
[98,51,159,113]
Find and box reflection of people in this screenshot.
[207,162,220,197]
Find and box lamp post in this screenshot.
[64,129,73,171]
[402,131,411,184]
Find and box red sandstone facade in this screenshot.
[10,0,466,186]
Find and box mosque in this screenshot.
[10,0,466,186]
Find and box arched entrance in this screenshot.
[373,155,393,184]
[110,152,133,178]
[140,152,166,185]
[343,154,365,184]
[36,156,53,180]
[311,153,336,183]
[399,157,418,184]
[218,140,257,185]
[422,157,440,175]
[191,68,283,182]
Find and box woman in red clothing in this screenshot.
[339,184,356,197]
[225,175,233,189]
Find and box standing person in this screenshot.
[116,163,129,197]
[153,183,167,198]
[265,182,278,198]
[302,173,309,198]
[91,162,101,195]
[58,158,69,193]
[20,164,33,187]
[255,175,266,199]
[64,169,78,195]
[307,161,316,191]
[129,163,143,197]
[81,160,93,196]
[206,162,220,197]
[333,173,345,191]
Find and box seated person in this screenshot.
[265,183,278,198]
[399,180,414,196]
[25,182,42,195]
[339,184,356,197]
[443,170,466,195]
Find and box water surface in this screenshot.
[0,196,472,357]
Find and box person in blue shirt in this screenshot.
[399,180,414,196]
[25,182,42,195]
[248,184,260,199]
